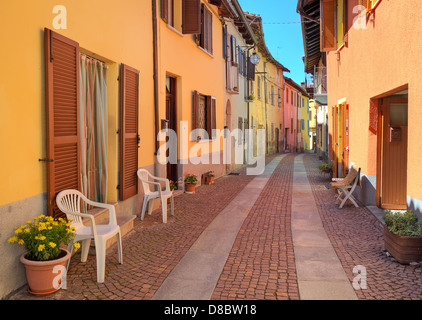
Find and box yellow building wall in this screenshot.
[301,96,311,151]
[0,0,154,206]
[157,1,225,167]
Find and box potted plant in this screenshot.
[318,162,332,173]
[382,210,422,264]
[184,172,198,193]
[8,214,80,295]
[204,171,215,185]
[246,94,255,102]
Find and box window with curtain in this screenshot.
[79,54,109,203]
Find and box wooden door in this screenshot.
[338,103,344,177]
[332,105,338,178]
[166,76,178,185]
[381,98,408,209]
[44,29,80,218]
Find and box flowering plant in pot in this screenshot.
[8,214,80,295]
[204,171,215,185]
[184,172,198,193]
[382,210,422,264]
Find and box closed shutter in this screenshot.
[182,0,201,34]
[119,64,140,201]
[161,0,169,23]
[44,28,81,219]
[222,25,227,59]
[205,6,213,53]
[247,57,255,81]
[192,90,199,130]
[321,0,337,51]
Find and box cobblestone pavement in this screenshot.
[211,154,298,300]
[7,153,422,300]
[8,155,279,300]
[303,154,422,300]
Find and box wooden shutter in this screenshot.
[119,64,140,201]
[247,57,255,81]
[44,28,80,219]
[205,6,212,53]
[182,0,201,34]
[320,0,337,51]
[161,0,169,23]
[206,96,216,138]
[192,90,199,131]
[222,25,227,59]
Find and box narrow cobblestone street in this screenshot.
[8,153,422,301]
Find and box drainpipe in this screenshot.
[152,0,160,176]
[264,61,268,154]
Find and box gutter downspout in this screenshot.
[152,0,160,176]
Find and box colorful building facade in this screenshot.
[299,0,422,216]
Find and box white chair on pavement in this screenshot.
[137,169,174,223]
[329,163,361,209]
[56,190,123,283]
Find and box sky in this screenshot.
[237,0,306,85]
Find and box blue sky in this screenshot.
[238,0,306,85]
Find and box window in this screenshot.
[286,88,289,103]
[257,76,261,100]
[192,91,216,140]
[197,4,213,53]
[182,0,201,34]
[161,0,193,34]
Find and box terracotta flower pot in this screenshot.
[384,225,422,264]
[204,176,214,185]
[20,249,71,295]
[185,183,196,193]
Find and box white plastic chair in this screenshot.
[56,190,123,283]
[137,169,174,223]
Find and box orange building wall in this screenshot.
[326,0,422,204]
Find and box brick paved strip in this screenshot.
[303,154,422,300]
[151,155,286,300]
[211,154,299,300]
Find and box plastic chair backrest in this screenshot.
[56,190,85,228]
[137,169,153,194]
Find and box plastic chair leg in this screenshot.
[161,197,167,223]
[141,196,148,220]
[171,196,174,216]
[95,238,106,283]
[80,238,91,263]
[116,231,123,264]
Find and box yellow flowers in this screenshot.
[74,242,81,252]
[8,214,77,261]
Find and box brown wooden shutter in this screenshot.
[161,0,169,23]
[211,97,216,134]
[320,0,337,51]
[182,0,201,34]
[205,6,213,53]
[119,64,140,201]
[44,28,81,219]
[192,90,199,130]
